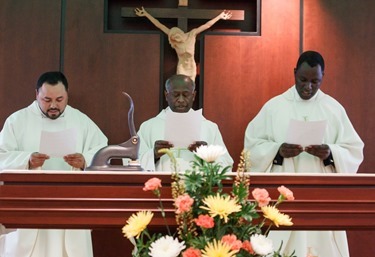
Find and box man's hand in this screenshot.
[29,152,50,169]
[154,140,174,160]
[188,141,208,152]
[304,144,331,160]
[279,143,303,158]
[64,153,86,170]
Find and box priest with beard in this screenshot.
[0,71,108,257]
[244,51,364,257]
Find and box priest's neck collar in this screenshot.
[293,86,320,102]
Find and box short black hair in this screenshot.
[296,51,325,72]
[165,74,196,92]
[36,71,68,92]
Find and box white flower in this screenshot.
[149,235,186,257]
[194,145,226,163]
[250,234,274,256]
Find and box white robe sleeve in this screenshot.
[326,107,364,173]
[244,104,282,172]
[79,118,108,167]
[0,117,32,170]
[139,148,157,171]
[137,121,157,171]
[206,122,234,169]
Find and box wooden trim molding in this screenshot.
[1,171,374,230]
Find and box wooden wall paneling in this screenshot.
[63,1,162,256]
[63,0,161,145]
[0,0,61,127]
[303,1,375,256]
[203,0,300,168]
[303,0,375,174]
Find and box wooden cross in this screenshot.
[121,3,244,32]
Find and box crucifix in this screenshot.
[121,0,245,108]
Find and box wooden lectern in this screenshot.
[1,171,375,256]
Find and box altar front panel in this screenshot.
[1,171,374,230]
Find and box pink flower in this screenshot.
[175,194,194,214]
[182,247,202,257]
[143,178,162,191]
[241,240,255,254]
[194,214,214,229]
[278,185,295,200]
[221,234,242,251]
[252,188,271,207]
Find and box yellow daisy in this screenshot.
[201,239,238,257]
[200,193,241,223]
[261,206,293,227]
[122,210,154,238]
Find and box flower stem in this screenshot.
[158,195,171,236]
[264,223,273,236]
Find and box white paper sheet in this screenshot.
[164,109,202,148]
[39,128,78,157]
[285,119,327,147]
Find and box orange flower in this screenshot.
[175,194,194,214]
[221,234,242,251]
[195,214,214,229]
[143,177,162,191]
[277,185,295,200]
[182,247,202,257]
[252,188,271,207]
[241,240,255,254]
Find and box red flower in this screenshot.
[175,194,194,214]
[242,240,255,254]
[278,185,295,200]
[221,234,242,251]
[252,188,271,207]
[182,247,202,257]
[194,214,214,229]
[143,177,162,191]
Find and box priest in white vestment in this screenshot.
[0,71,108,257]
[138,74,233,171]
[244,51,364,257]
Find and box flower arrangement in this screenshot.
[122,145,296,257]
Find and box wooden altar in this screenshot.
[1,170,374,230]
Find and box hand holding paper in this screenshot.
[29,152,50,169]
[279,143,304,158]
[154,140,174,159]
[284,119,330,159]
[305,144,331,160]
[63,153,85,170]
[188,141,207,152]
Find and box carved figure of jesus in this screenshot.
[134,7,232,81]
